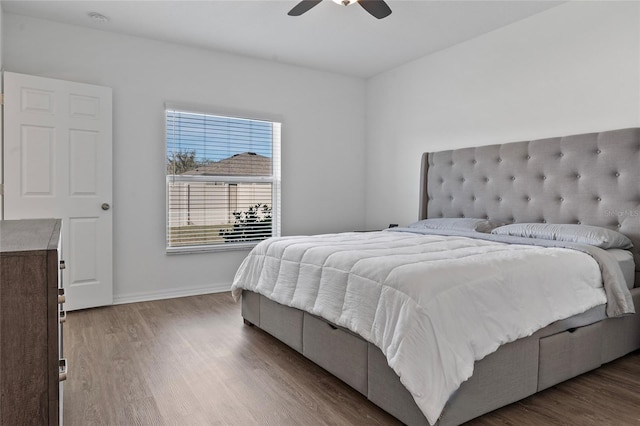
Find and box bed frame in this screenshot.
[241,128,640,425]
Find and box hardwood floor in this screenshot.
[64,293,640,425]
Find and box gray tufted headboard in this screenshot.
[419,128,640,286]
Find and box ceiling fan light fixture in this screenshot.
[87,12,110,24]
[331,0,357,6]
[288,0,390,19]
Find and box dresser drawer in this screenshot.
[0,219,63,425]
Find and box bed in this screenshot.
[231,128,640,425]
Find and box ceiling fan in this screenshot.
[288,0,392,20]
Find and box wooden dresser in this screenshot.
[0,219,66,425]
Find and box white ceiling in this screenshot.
[2,0,563,78]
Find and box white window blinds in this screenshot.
[166,108,281,252]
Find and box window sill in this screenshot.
[166,242,259,255]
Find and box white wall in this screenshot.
[3,14,367,302]
[5,2,640,303]
[365,1,640,229]
[0,3,4,219]
[0,5,3,68]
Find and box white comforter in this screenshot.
[231,231,607,425]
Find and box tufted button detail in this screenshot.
[542,175,547,180]
[576,221,581,225]
[559,152,564,157]
[526,155,531,160]
[618,223,622,228]
[472,159,477,164]
[559,197,564,202]
[615,172,621,177]
[497,197,503,202]
[576,174,581,179]
[542,219,547,223]
[596,149,601,154]
[526,196,531,201]
[596,197,602,202]
[484,177,490,182]
[510,176,516,181]
[472,196,476,201]
[450,195,454,200]
[497,158,502,163]
[461,214,465,218]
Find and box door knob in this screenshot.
[101,203,110,211]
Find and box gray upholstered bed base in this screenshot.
[242,289,640,425]
[240,128,640,425]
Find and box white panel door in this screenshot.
[4,72,113,310]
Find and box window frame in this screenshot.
[164,103,282,254]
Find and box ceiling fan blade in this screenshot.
[288,0,323,16]
[358,0,392,19]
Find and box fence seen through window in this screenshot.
[166,109,281,251]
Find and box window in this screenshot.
[166,107,281,253]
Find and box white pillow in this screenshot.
[408,218,500,233]
[491,223,633,249]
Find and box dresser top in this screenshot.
[0,219,62,254]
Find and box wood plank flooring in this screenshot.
[64,293,640,425]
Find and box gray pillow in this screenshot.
[408,218,500,233]
[491,223,633,249]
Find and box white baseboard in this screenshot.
[113,282,232,305]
